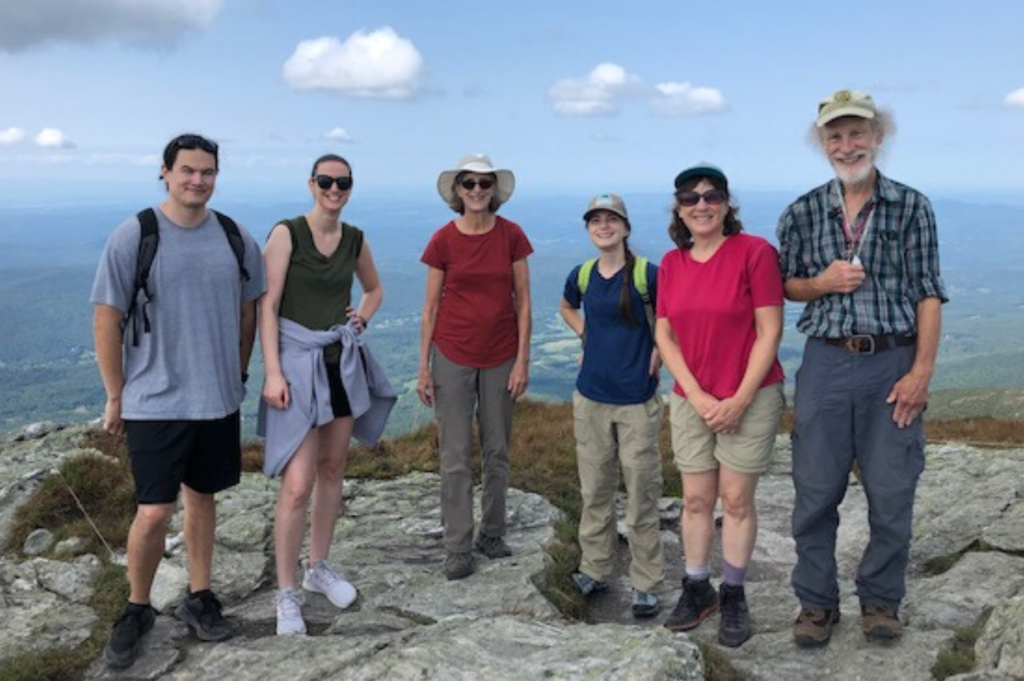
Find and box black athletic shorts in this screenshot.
[325,359,353,419]
[125,411,242,504]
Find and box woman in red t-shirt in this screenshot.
[417,154,533,581]
[656,163,784,648]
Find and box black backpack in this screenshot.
[123,207,251,346]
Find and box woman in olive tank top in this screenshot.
[259,154,383,635]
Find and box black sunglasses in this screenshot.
[459,178,495,191]
[314,174,354,191]
[172,134,218,154]
[678,189,728,207]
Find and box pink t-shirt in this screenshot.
[656,233,785,399]
[421,216,533,368]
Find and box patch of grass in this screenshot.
[932,623,984,680]
[925,417,1024,447]
[5,430,135,557]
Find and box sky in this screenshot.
[1,0,1023,202]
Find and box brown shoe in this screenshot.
[861,603,903,640]
[793,607,840,647]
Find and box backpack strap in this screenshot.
[123,208,160,346]
[632,256,657,338]
[212,210,251,282]
[577,258,598,295]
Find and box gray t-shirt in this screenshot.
[90,207,266,420]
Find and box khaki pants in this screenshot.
[432,346,514,554]
[573,391,665,592]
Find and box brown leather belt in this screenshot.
[822,334,916,355]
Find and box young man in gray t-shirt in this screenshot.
[91,134,266,669]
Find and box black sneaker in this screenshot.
[664,577,719,632]
[102,603,156,669]
[717,583,752,647]
[174,589,236,642]
[474,534,512,559]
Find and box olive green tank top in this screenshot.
[278,215,364,362]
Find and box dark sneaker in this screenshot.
[631,589,661,618]
[571,571,609,596]
[664,577,719,632]
[175,589,236,642]
[474,534,512,559]
[861,603,903,640]
[793,607,841,647]
[717,584,752,648]
[102,603,156,669]
[444,551,474,580]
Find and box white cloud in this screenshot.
[652,82,727,115]
[0,0,225,52]
[0,127,27,146]
[282,28,424,98]
[1006,87,1024,108]
[547,63,643,116]
[325,127,353,142]
[34,128,75,149]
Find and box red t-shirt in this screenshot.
[656,233,785,399]
[421,216,533,368]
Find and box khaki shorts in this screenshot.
[670,383,784,475]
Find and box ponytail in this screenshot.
[619,237,639,327]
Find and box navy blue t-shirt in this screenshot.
[563,260,659,405]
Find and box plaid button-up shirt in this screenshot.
[777,171,948,338]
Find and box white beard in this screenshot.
[831,150,876,188]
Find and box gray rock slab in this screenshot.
[145,616,703,681]
[905,552,1024,630]
[973,593,1024,679]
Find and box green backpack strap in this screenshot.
[631,257,657,338]
[577,256,656,338]
[577,258,598,295]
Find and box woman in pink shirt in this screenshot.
[656,163,784,648]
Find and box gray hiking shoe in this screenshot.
[631,589,661,618]
[571,571,608,596]
[444,551,474,580]
[474,534,512,559]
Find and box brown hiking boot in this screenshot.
[793,607,840,647]
[861,603,903,640]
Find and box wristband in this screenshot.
[358,316,369,328]
[242,372,249,384]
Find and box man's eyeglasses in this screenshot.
[677,189,728,207]
[314,175,354,191]
[171,134,218,154]
[460,178,495,191]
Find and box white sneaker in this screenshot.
[276,588,306,635]
[302,559,357,609]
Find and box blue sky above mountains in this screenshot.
[1,0,1023,195]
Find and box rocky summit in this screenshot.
[1,423,1023,680]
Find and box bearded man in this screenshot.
[776,90,947,647]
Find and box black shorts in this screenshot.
[125,411,242,504]
[325,359,353,419]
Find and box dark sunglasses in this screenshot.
[314,174,354,191]
[678,189,728,207]
[459,178,495,191]
[172,134,218,154]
